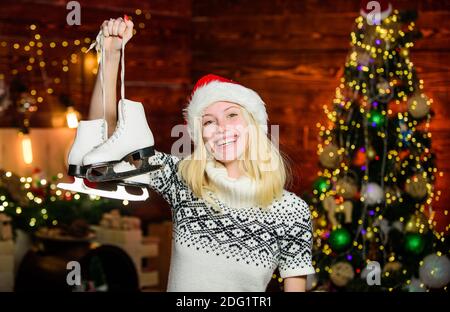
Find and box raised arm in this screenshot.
[88,16,134,136]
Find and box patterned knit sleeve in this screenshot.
[278,195,315,278]
[147,151,185,207]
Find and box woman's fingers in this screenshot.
[123,19,134,40]
[107,19,114,36]
[100,17,133,44]
[102,20,110,37]
[124,18,134,29]
[118,21,127,38]
[112,18,121,36]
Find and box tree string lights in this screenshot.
[0,8,151,122]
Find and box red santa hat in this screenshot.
[360,0,392,21]
[184,74,268,145]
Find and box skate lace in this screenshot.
[86,30,106,126]
[105,121,125,144]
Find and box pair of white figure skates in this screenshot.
[58,31,160,201]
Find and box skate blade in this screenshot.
[83,185,149,201]
[57,177,86,193]
[84,146,161,182]
[86,162,162,183]
[57,177,149,201]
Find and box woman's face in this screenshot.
[202,101,248,163]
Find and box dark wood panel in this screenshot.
[193,12,450,51]
[193,0,450,16]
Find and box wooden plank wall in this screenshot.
[0,0,191,145]
[192,0,450,230]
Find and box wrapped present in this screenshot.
[98,210,141,231]
[122,216,141,230]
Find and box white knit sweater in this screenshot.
[148,151,315,292]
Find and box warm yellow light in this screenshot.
[66,106,79,128]
[20,133,33,164]
[83,52,97,73]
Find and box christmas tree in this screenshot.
[309,4,450,292]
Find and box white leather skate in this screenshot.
[82,33,160,183]
[57,30,150,201]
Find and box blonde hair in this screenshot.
[178,104,291,211]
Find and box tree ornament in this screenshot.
[408,93,430,119]
[404,233,425,254]
[319,144,342,169]
[356,50,371,66]
[369,110,385,127]
[361,182,384,205]
[335,175,358,199]
[374,80,393,103]
[384,185,402,202]
[313,177,331,194]
[322,196,353,227]
[338,201,353,224]
[419,254,450,289]
[353,147,367,167]
[329,228,351,251]
[405,213,429,234]
[383,261,402,273]
[330,261,355,287]
[405,175,428,200]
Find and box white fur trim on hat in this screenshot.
[184,80,268,145]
